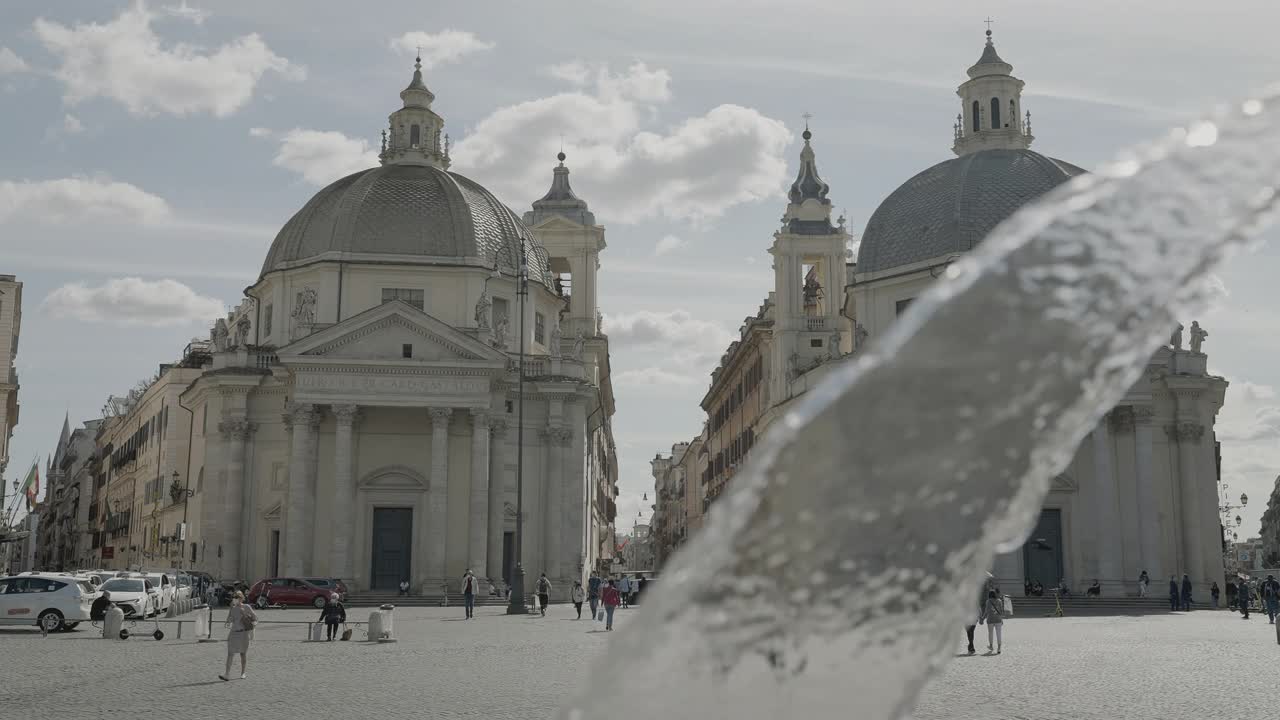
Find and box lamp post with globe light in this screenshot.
[1220,485,1248,571]
[506,239,531,616]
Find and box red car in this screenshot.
[247,577,333,608]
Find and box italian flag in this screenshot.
[20,462,38,509]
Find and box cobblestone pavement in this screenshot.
[2,606,1275,718]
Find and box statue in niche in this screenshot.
[853,322,869,350]
[1170,323,1184,350]
[572,330,586,361]
[829,330,843,358]
[787,352,801,381]
[292,287,317,326]
[475,290,492,329]
[550,315,563,358]
[494,315,509,348]
[211,318,230,352]
[233,316,252,348]
[1190,321,1208,353]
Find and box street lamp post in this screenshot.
[1220,485,1248,573]
[507,239,530,615]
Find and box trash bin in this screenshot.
[367,610,384,641]
[194,608,209,638]
[103,606,124,639]
[309,623,324,642]
[379,604,395,640]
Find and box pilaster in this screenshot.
[331,404,360,581]
[469,408,490,575]
[427,407,453,582]
[283,403,319,576]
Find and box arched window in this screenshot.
[410,124,421,148]
[1010,99,1017,128]
[971,100,980,132]
[990,98,1002,129]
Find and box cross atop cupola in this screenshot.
[380,55,451,168]
[952,24,1035,156]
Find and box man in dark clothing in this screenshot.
[1168,577,1180,611]
[1263,575,1280,623]
[963,583,986,655]
[587,571,602,620]
[1180,574,1193,611]
[90,591,114,621]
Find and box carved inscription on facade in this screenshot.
[296,374,487,397]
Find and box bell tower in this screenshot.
[952,27,1034,156]
[380,54,451,168]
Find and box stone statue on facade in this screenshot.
[1170,322,1184,350]
[211,318,230,352]
[1189,320,1208,354]
[829,330,842,358]
[571,330,586,361]
[233,316,252,348]
[549,315,563,358]
[787,352,800,381]
[493,315,508,348]
[853,322,869,350]
[291,287,317,327]
[474,289,492,329]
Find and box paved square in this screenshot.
[1,606,1276,719]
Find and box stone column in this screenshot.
[428,407,453,582]
[469,409,490,574]
[1092,417,1123,585]
[1133,406,1162,580]
[284,403,319,577]
[543,426,571,580]
[331,404,360,582]
[487,417,508,581]
[217,417,255,582]
[1169,421,1206,582]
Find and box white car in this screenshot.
[0,573,95,632]
[98,577,159,618]
[139,573,175,614]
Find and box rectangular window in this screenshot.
[263,304,273,337]
[381,288,425,311]
[534,312,546,344]
[810,338,823,348]
[402,344,413,358]
[895,298,915,316]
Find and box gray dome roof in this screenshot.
[260,164,550,284]
[856,149,1085,275]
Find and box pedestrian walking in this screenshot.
[618,575,632,608]
[601,580,621,631]
[535,573,552,617]
[1180,574,1193,612]
[1226,580,1238,609]
[587,571,602,620]
[1239,576,1252,619]
[1168,576,1179,611]
[318,592,346,641]
[461,569,479,619]
[638,575,649,603]
[571,581,586,619]
[1210,581,1221,609]
[963,582,985,655]
[1138,570,1149,598]
[220,591,257,681]
[978,589,1003,654]
[1262,575,1280,623]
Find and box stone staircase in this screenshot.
[344,592,533,608]
[1006,594,1193,616]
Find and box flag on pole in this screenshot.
[20,462,38,510]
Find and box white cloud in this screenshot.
[615,367,700,388]
[604,309,733,354]
[0,177,170,225]
[62,114,84,134]
[43,277,223,326]
[0,47,28,74]
[261,128,378,186]
[654,234,685,256]
[161,1,210,25]
[34,3,303,117]
[452,62,792,224]
[389,30,494,69]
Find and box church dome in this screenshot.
[259,163,549,284]
[856,149,1084,275]
[259,56,551,286]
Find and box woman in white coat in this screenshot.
[220,591,257,681]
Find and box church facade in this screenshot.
[654,31,1228,596]
[179,58,619,597]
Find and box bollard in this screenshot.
[198,605,218,643]
[194,608,209,638]
[165,601,178,618]
[367,610,384,641]
[378,604,397,643]
[103,606,124,639]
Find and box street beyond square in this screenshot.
[1,606,1277,719]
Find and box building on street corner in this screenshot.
[652,30,1229,597]
[0,275,19,491]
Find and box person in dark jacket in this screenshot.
[1239,577,1252,619]
[1168,577,1179,611]
[1180,574,1193,611]
[90,591,114,621]
[963,583,986,655]
[318,593,346,641]
[1210,582,1220,609]
[1263,575,1280,623]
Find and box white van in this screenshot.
[0,573,95,632]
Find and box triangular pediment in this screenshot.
[531,215,586,232]
[261,502,282,520]
[1050,474,1076,493]
[278,300,507,365]
[360,465,429,491]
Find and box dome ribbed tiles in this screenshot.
[855,149,1085,275]
[260,164,549,285]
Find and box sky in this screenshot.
[3,0,1280,540]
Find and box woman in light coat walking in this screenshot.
[978,589,1003,655]
[570,581,586,619]
[220,591,257,681]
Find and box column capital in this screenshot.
[429,406,454,425]
[543,425,573,447]
[1134,406,1156,425]
[332,404,361,427]
[284,402,320,427]
[488,416,509,437]
[470,408,490,425]
[1108,406,1135,435]
[1165,422,1205,443]
[218,418,257,440]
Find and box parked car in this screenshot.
[303,577,349,600]
[0,573,95,632]
[248,577,333,608]
[138,572,175,614]
[98,577,159,618]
